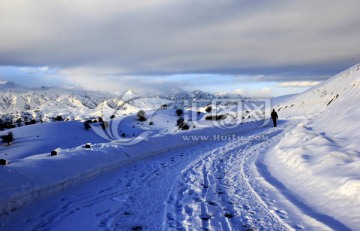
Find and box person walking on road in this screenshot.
[271,109,278,127]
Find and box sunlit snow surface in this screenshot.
[1,64,360,230]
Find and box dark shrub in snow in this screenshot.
[205,106,212,113]
[176,109,183,116]
[180,123,190,130]
[84,143,91,148]
[50,150,58,156]
[176,117,189,130]
[1,132,14,145]
[176,117,184,128]
[54,115,63,121]
[83,121,91,130]
[137,110,147,121]
[205,114,226,121]
[0,159,8,165]
[4,123,16,129]
[149,121,154,125]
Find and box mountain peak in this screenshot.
[0,81,25,89]
[121,88,140,101]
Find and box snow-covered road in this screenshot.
[163,127,290,231]
[1,120,341,231]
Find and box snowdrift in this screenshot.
[267,63,360,229]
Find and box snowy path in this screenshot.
[1,120,318,231]
[163,126,291,230]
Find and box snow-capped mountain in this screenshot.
[0,82,245,122]
[0,81,25,90]
[0,83,119,121]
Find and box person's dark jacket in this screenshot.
[271,110,278,119]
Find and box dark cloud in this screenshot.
[0,0,360,80]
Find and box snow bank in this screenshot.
[264,63,360,229]
[266,122,360,229]
[0,121,107,160]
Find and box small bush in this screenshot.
[110,115,115,119]
[205,114,226,121]
[205,106,212,113]
[176,109,183,116]
[83,121,91,130]
[0,159,8,165]
[4,123,16,129]
[54,115,63,121]
[50,150,58,156]
[137,110,147,121]
[149,121,154,125]
[180,123,190,130]
[176,117,184,128]
[1,132,14,145]
[84,143,91,148]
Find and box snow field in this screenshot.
[0,118,269,217]
[1,120,283,231]
[266,122,360,230]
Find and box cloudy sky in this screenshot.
[0,0,360,97]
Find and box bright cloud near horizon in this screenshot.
[1,0,360,97]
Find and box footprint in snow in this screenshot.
[200,214,211,221]
[123,210,133,216]
[131,225,143,231]
[224,212,234,218]
[206,201,218,206]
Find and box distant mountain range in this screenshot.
[0,82,245,123]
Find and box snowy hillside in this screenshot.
[267,63,360,229]
[273,64,360,118]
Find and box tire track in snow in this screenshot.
[3,121,297,231]
[9,141,224,231]
[163,122,295,231]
